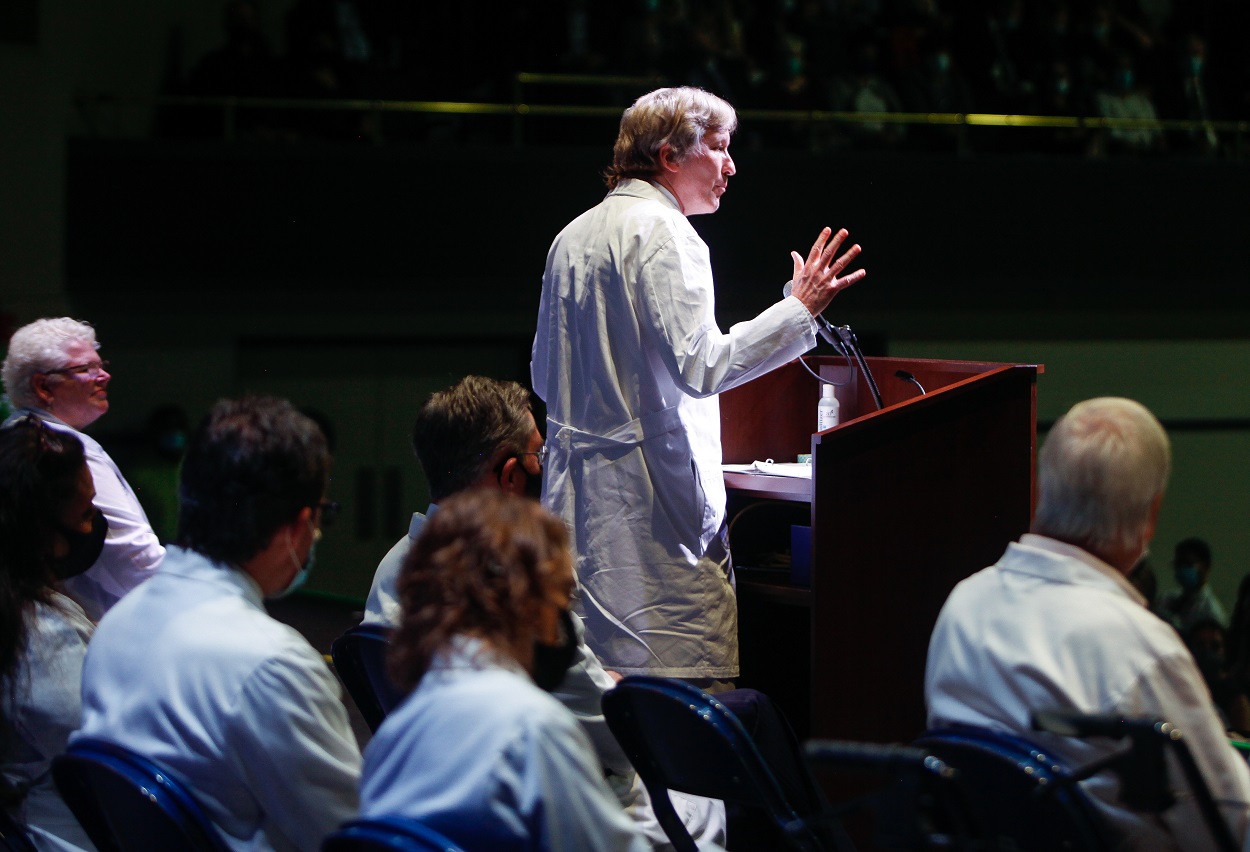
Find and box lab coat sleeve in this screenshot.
[525,712,652,852]
[228,644,362,850]
[636,232,816,399]
[65,448,164,616]
[1124,651,1250,846]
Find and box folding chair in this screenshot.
[913,725,1115,852]
[602,675,827,851]
[0,808,36,852]
[1032,709,1241,852]
[51,737,229,852]
[322,816,466,852]
[331,623,406,732]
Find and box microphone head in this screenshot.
[782,281,793,299]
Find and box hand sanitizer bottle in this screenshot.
[818,383,840,431]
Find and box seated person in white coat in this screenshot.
[926,397,1250,849]
[0,417,103,852]
[360,488,656,852]
[363,375,726,848]
[75,396,361,852]
[2,318,163,620]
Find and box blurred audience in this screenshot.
[166,0,1247,155]
[1159,536,1229,634]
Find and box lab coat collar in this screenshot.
[609,178,682,212]
[1004,534,1148,608]
[160,544,267,610]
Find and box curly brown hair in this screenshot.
[387,488,572,692]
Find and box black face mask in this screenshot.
[522,466,544,502]
[54,511,108,580]
[532,609,579,692]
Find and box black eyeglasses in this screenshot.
[315,500,342,527]
[517,446,548,468]
[43,360,110,379]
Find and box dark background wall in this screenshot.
[66,141,1250,315]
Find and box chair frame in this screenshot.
[602,675,825,852]
[1032,709,1241,852]
[331,623,405,733]
[51,737,230,852]
[0,808,36,852]
[914,725,1115,852]
[322,815,466,852]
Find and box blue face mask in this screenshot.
[269,527,319,600]
[1175,563,1201,591]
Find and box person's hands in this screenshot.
[788,227,866,317]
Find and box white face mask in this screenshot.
[269,525,320,600]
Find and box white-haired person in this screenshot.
[2,318,162,620]
[532,86,866,688]
[926,397,1250,849]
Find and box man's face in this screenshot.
[666,129,735,216]
[1173,548,1209,589]
[39,340,111,430]
[517,413,546,502]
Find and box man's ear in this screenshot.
[32,374,55,408]
[1142,492,1164,546]
[497,456,527,497]
[657,143,680,173]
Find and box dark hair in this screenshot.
[0,418,86,687]
[1175,536,1212,567]
[412,377,534,501]
[387,489,571,691]
[177,396,329,565]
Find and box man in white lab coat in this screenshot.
[76,396,361,851]
[926,397,1250,849]
[532,86,865,685]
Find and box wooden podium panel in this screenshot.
[722,356,1040,744]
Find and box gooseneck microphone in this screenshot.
[782,282,883,410]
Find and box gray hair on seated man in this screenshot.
[605,87,738,189]
[1,318,99,411]
[1031,397,1171,564]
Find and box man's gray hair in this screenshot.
[2,318,100,410]
[1032,397,1171,555]
[604,87,737,189]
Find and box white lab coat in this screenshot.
[926,534,1250,850]
[21,410,164,621]
[75,546,361,852]
[532,178,817,677]
[2,595,96,852]
[361,506,728,848]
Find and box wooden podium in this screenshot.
[721,356,1041,745]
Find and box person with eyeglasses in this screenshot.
[1,317,163,621]
[75,395,360,851]
[360,375,730,848]
[0,418,103,851]
[364,376,547,625]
